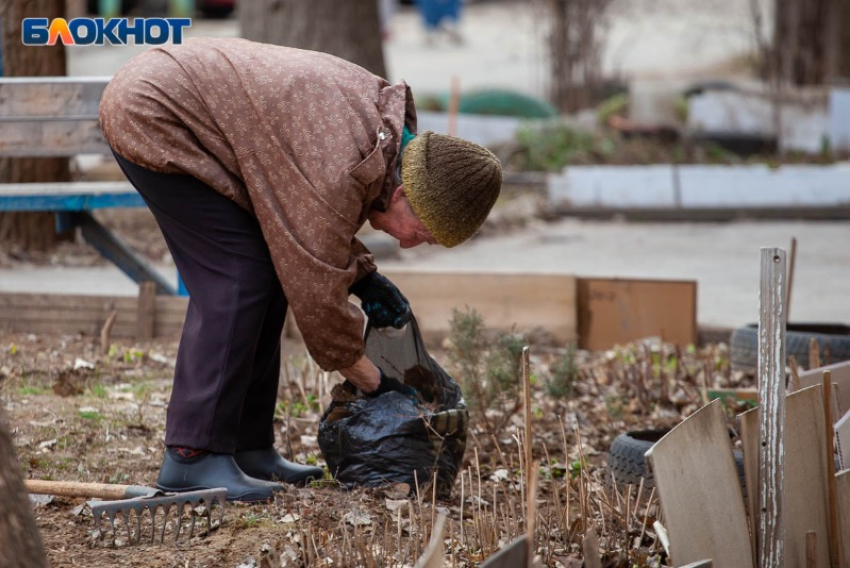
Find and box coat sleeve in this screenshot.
[237,149,368,371]
[351,237,377,282]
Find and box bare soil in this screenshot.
[0,328,753,567]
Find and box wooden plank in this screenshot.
[136,282,156,341]
[0,119,110,157]
[836,409,850,470]
[823,372,842,568]
[0,292,137,310]
[645,400,753,568]
[799,360,850,415]
[758,247,787,568]
[381,271,577,343]
[0,77,108,118]
[0,182,135,197]
[414,514,446,568]
[576,277,697,350]
[740,385,832,568]
[480,537,528,568]
[0,293,187,340]
[0,191,143,211]
[738,406,760,566]
[836,470,850,568]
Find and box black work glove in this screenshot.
[349,271,411,329]
[366,369,419,401]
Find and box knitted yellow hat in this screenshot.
[401,131,502,248]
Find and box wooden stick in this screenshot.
[448,76,460,137]
[758,247,787,568]
[526,460,538,568]
[136,281,156,341]
[823,370,842,568]
[522,346,532,494]
[811,337,822,370]
[806,531,817,568]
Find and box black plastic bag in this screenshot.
[317,316,467,498]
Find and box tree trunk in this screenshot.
[0,408,48,568]
[547,0,611,113]
[772,0,835,85]
[832,0,850,80]
[0,0,71,253]
[238,0,387,79]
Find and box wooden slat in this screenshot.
[645,400,753,568]
[381,271,577,343]
[836,470,850,568]
[738,406,760,565]
[0,77,108,118]
[740,385,832,568]
[836,409,850,470]
[0,292,187,340]
[0,119,110,157]
[0,292,137,310]
[758,247,787,568]
[799,361,850,415]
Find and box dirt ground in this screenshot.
[0,320,754,567]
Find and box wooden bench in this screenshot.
[0,76,178,295]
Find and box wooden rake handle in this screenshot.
[25,479,159,499]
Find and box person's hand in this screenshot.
[366,369,419,402]
[349,271,411,329]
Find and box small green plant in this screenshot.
[17,385,48,396]
[78,410,102,422]
[8,343,18,355]
[447,308,526,437]
[89,384,108,399]
[546,344,578,399]
[569,458,586,480]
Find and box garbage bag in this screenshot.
[318,316,467,498]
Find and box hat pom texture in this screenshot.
[401,131,502,248]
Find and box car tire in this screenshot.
[730,323,850,375]
[606,429,746,493]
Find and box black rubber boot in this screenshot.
[235,447,325,485]
[156,449,283,503]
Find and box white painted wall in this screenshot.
[549,164,850,208]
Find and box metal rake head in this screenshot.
[89,488,227,546]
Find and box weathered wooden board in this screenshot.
[799,360,850,415]
[836,409,850,471]
[479,536,528,568]
[0,292,188,340]
[0,77,107,118]
[381,270,577,343]
[739,385,832,568]
[576,277,697,350]
[836,470,850,568]
[0,119,109,157]
[738,406,760,564]
[645,400,753,568]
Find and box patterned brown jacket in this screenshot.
[100,37,416,371]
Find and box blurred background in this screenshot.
[1,0,849,328]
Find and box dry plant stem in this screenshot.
[790,355,801,391]
[100,309,117,354]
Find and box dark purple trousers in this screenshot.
[113,151,286,454]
